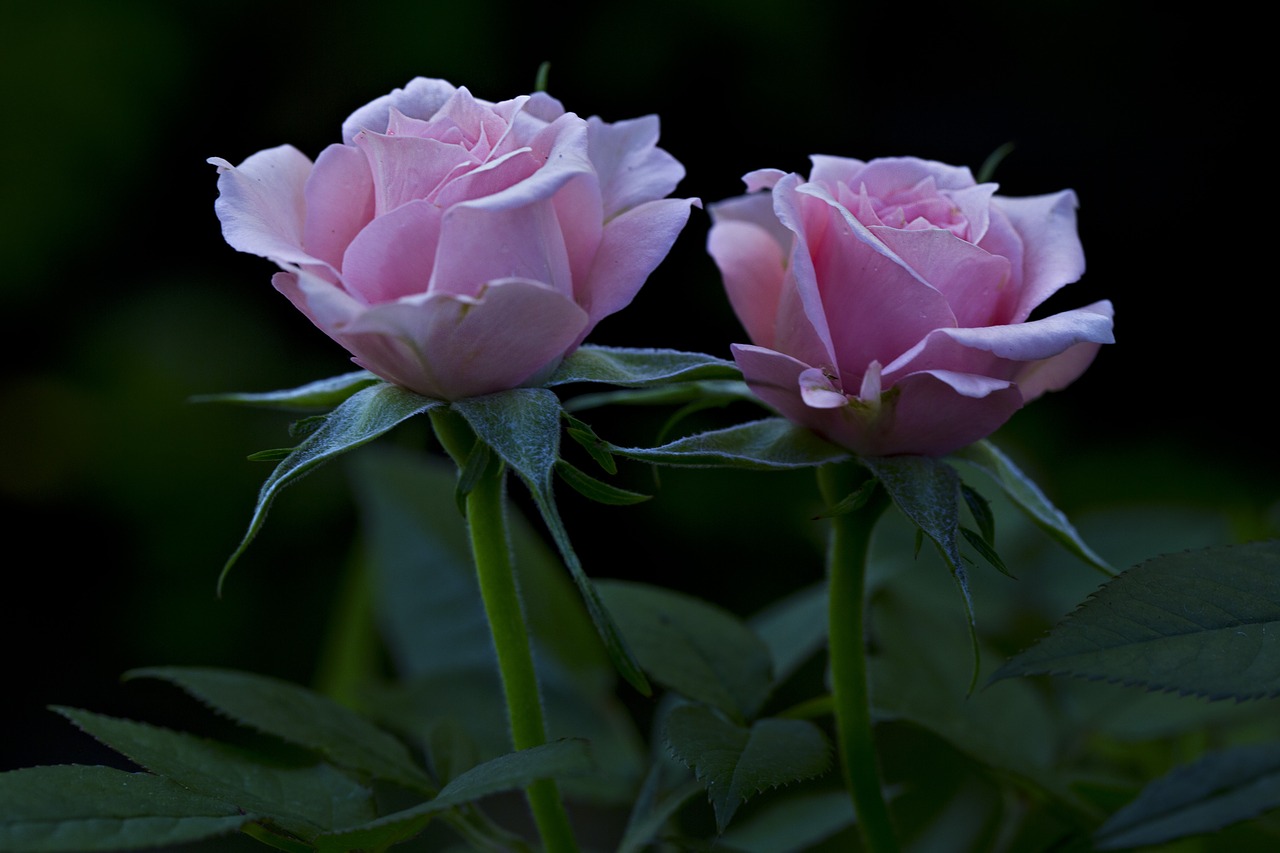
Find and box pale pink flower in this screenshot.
[211,78,696,400]
[709,156,1113,457]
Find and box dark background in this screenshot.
[2,0,1269,775]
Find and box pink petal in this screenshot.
[354,131,479,215]
[867,226,1012,329]
[341,279,590,399]
[579,196,696,334]
[707,219,787,350]
[996,190,1086,321]
[868,369,1023,456]
[302,143,375,271]
[341,77,457,143]
[882,300,1115,385]
[340,199,442,303]
[732,345,1020,457]
[792,181,956,374]
[799,368,848,408]
[209,146,315,267]
[587,115,685,220]
[1013,301,1115,400]
[852,157,977,196]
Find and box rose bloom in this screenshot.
[708,157,1114,457]
[211,78,696,400]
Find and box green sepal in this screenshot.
[960,526,1013,577]
[220,383,443,593]
[454,436,495,516]
[0,765,254,852]
[608,417,850,470]
[547,345,740,387]
[664,704,831,833]
[862,455,981,691]
[191,370,380,412]
[450,389,651,695]
[246,448,293,462]
[952,440,1113,575]
[310,740,593,853]
[554,459,651,506]
[992,540,1280,700]
[124,666,435,794]
[561,411,618,474]
[818,477,880,519]
[1092,741,1280,850]
[960,482,996,545]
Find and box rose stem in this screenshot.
[431,409,579,853]
[817,462,898,853]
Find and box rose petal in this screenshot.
[209,145,315,267]
[868,369,1023,456]
[1012,301,1115,400]
[882,300,1115,384]
[707,218,788,350]
[579,196,696,334]
[868,226,1012,329]
[799,367,848,408]
[341,278,589,399]
[355,131,479,215]
[793,180,957,374]
[996,190,1086,321]
[302,143,375,271]
[588,115,686,220]
[341,77,457,143]
[340,199,443,303]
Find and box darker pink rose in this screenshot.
[708,156,1113,457]
[211,78,696,400]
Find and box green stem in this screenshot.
[818,462,898,853]
[431,410,579,853]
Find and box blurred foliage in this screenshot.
[1,0,1268,835]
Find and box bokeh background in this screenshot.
[2,0,1270,782]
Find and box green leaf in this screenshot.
[124,667,434,793]
[555,459,651,505]
[0,765,253,852]
[664,705,831,833]
[717,789,856,853]
[992,540,1280,700]
[191,370,380,412]
[862,455,980,689]
[1093,741,1280,849]
[750,583,828,686]
[220,383,443,592]
[608,417,849,470]
[616,766,703,853]
[454,436,494,515]
[54,708,375,840]
[867,586,1090,815]
[952,440,1113,575]
[547,345,740,387]
[452,389,650,695]
[598,580,775,721]
[312,740,592,853]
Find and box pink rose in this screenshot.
[211,78,696,400]
[708,156,1114,457]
